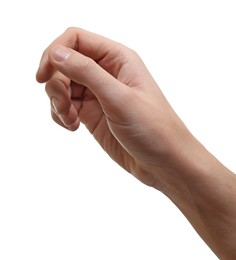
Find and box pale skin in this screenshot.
[36,27,236,259]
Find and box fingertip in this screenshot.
[68,118,80,131]
[35,70,45,83]
[36,55,54,83]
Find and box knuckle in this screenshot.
[84,57,95,70]
[45,78,60,97]
[127,48,141,62]
[129,48,139,57]
[78,57,96,74]
[65,27,77,33]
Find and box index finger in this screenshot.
[36,27,124,83]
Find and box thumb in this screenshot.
[48,45,128,103]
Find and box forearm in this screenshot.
[159,135,236,259]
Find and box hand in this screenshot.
[36,27,236,258]
[36,27,190,188]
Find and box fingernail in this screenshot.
[52,46,70,62]
[52,99,66,126]
[51,98,59,113]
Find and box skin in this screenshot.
[36,27,236,259]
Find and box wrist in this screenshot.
[156,132,217,197]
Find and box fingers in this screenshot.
[46,71,80,131]
[46,45,128,105]
[36,27,125,83]
[36,27,142,127]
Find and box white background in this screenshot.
[0,0,235,259]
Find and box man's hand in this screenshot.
[36,27,188,188]
[36,27,236,259]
